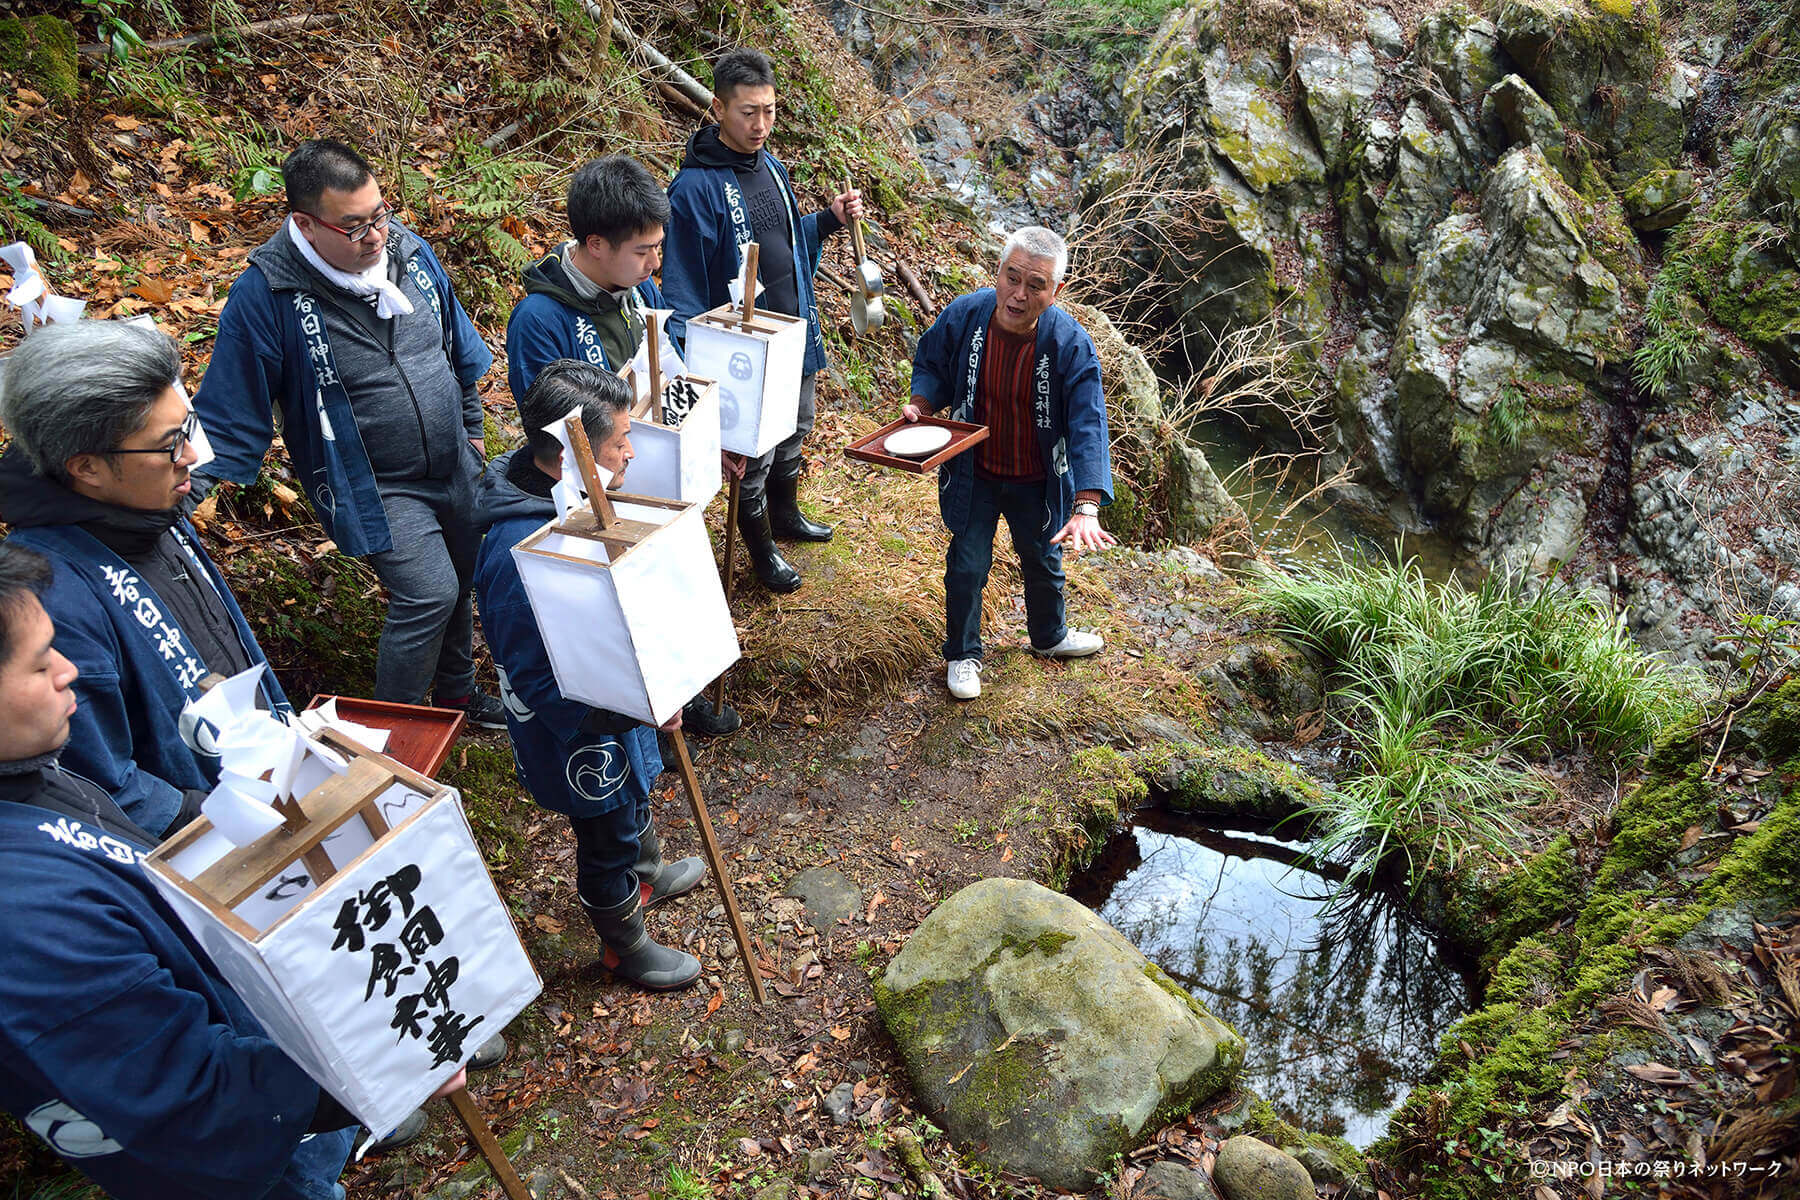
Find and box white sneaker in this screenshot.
[947,658,982,700]
[1035,629,1103,659]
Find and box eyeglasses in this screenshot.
[111,411,197,465]
[301,204,393,243]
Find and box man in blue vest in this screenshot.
[662,47,862,594]
[902,226,1117,701]
[192,139,505,728]
[0,540,468,1199]
[473,361,705,991]
[0,321,288,837]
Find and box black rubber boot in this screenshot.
[767,458,833,542]
[635,815,707,908]
[682,694,741,736]
[581,889,701,991]
[738,497,802,593]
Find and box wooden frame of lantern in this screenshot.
[142,729,541,1197]
[680,244,808,458]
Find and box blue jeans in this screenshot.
[944,476,1066,662]
[269,1126,356,1200]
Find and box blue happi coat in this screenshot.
[4,522,288,837]
[505,276,665,402]
[662,152,830,374]
[194,223,494,557]
[0,790,345,1199]
[471,449,662,819]
[910,289,1115,535]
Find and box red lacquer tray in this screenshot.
[303,696,466,778]
[844,415,989,474]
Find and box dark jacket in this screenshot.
[911,290,1115,536]
[0,449,289,837]
[505,254,666,402]
[193,222,494,557]
[663,126,835,374]
[0,762,354,1199]
[471,449,662,818]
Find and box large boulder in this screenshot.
[875,877,1245,1189]
[1105,0,1335,361]
[1495,0,1686,186]
[1384,146,1620,531]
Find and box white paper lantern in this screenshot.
[142,738,542,1137]
[510,493,740,727]
[681,301,807,458]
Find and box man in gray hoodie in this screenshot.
[193,139,505,727]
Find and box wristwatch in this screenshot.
[1073,501,1100,518]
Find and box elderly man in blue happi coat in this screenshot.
[902,226,1118,701]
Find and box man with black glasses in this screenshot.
[193,139,505,727]
[0,321,289,838]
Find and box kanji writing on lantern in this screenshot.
[329,863,423,953]
[325,860,482,1066]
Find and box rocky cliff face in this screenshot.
[1087,0,1800,659]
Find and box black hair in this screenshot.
[712,48,776,102]
[0,543,52,671]
[519,361,632,462]
[283,139,376,214]
[567,156,671,247]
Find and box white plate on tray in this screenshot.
[883,425,954,458]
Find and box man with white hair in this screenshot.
[902,226,1117,700]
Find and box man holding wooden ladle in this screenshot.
[663,47,864,595]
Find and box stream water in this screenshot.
[1191,414,1469,584]
[1069,810,1474,1147]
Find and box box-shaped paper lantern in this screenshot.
[620,373,723,505]
[141,732,542,1137]
[511,492,740,727]
[681,301,807,458]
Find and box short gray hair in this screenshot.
[0,322,182,481]
[519,359,630,462]
[999,225,1069,283]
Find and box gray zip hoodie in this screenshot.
[244,223,481,482]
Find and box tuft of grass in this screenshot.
[1245,549,1698,889]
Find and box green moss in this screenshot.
[1004,929,1078,958]
[1485,936,1563,1004]
[1240,1098,1365,1183]
[1595,763,1714,887]
[1699,787,1800,905]
[0,16,79,103]
[1068,744,1150,818]
[1159,742,1326,823]
[445,741,530,871]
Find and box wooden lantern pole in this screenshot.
[668,728,767,1005]
[710,473,740,719]
[446,1088,533,1200]
[564,418,617,528]
[740,242,760,326]
[645,314,664,418]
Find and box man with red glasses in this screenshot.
[193,139,506,728]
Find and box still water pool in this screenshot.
[1070,811,1473,1147]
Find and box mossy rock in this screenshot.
[0,16,78,103]
[876,877,1244,1190]
[1152,742,1326,825]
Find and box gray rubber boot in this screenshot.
[580,889,701,991]
[635,816,707,908]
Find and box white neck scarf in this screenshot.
[287,216,414,319]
